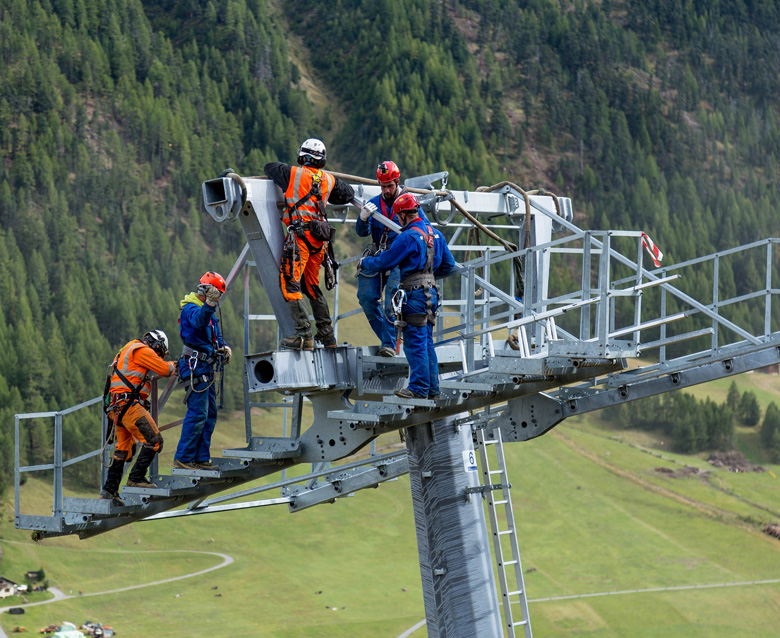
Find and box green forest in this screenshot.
[1,0,780,496]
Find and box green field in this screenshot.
[2,372,779,637]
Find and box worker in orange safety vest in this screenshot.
[100,330,175,506]
[264,138,354,350]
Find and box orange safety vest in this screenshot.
[109,341,154,400]
[283,166,335,225]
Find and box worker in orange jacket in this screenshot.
[264,138,354,350]
[100,330,175,506]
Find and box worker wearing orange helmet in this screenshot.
[173,271,232,470]
[100,330,175,506]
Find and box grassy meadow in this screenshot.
[2,319,780,636]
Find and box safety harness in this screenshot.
[101,349,150,465]
[399,223,438,327]
[282,170,340,290]
[179,343,226,404]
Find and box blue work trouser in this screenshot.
[357,267,401,349]
[402,322,439,397]
[175,376,218,463]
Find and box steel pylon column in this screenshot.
[406,416,503,638]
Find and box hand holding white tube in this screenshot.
[360,201,377,221]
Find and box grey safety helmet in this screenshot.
[297,138,327,168]
[142,329,169,358]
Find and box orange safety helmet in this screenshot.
[376,161,400,184]
[391,192,420,216]
[199,271,226,293]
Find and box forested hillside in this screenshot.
[2,0,780,494]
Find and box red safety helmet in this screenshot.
[391,192,419,216]
[376,161,400,184]
[199,271,226,293]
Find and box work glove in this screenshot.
[359,201,377,221]
[219,167,236,178]
[204,284,223,306]
[219,345,232,364]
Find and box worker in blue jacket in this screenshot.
[359,193,457,399]
[356,161,429,357]
[174,271,232,470]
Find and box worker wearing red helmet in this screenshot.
[174,271,232,470]
[358,193,457,399]
[264,139,355,350]
[355,161,428,357]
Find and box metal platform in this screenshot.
[14,172,780,636]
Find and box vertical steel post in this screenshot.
[765,242,772,337]
[243,261,252,442]
[596,233,611,355]
[150,377,158,479]
[580,233,592,341]
[53,413,63,517]
[406,416,503,638]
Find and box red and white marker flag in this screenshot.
[641,232,664,268]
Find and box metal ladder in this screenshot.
[476,425,533,638]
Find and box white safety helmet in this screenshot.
[297,138,327,168]
[143,329,169,357]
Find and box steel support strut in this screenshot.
[406,415,503,638]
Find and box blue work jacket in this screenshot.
[178,292,226,377]
[360,215,457,314]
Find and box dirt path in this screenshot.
[0,550,233,637]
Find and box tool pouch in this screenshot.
[309,219,336,242]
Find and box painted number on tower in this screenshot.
[463,450,478,472]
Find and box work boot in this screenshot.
[126,479,157,488]
[317,333,338,348]
[280,334,314,351]
[394,387,427,399]
[173,458,199,470]
[196,460,217,470]
[99,490,125,507]
[428,393,441,401]
[377,346,396,357]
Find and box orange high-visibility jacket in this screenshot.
[109,340,175,400]
[283,166,335,225]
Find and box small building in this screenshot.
[0,577,19,599]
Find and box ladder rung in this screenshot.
[498,530,513,536]
[488,469,503,475]
[512,620,529,627]
[506,589,524,597]
[504,560,518,566]
[494,499,508,505]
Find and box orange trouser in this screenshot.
[280,232,325,301]
[112,402,163,461]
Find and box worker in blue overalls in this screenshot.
[355,161,408,357]
[174,271,232,470]
[358,193,457,399]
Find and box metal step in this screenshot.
[222,437,301,460]
[170,457,252,478]
[382,395,438,408]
